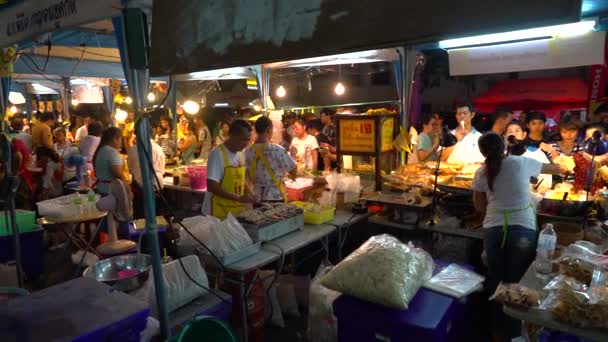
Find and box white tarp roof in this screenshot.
[174,67,257,81]
[264,49,400,69]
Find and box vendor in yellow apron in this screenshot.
[212,145,247,219]
[249,143,288,203]
[496,203,535,248]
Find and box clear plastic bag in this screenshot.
[178,214,253,257]
[583,223,608,252]
[321,234,433,309]
[308,263,341,342]
[554,247,608,285]
[131,255,208,317]
[548,286,608,328]
[424,263,485,298]
[489,283,540,309]
[258,270,284,328]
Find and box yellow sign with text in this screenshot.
[381,118,395,152]
[339,119,376,153]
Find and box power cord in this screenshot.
[176,251,232,305]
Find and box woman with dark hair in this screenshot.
[472,132,564,341]
[93,127,127,195]
[549,117,583,180]
[417,114,441,162]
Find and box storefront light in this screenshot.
[71,99,79,106]
[125,96,133,105]
[439,20,596,49]
[276,85,286,98]
[334,82,345,96]
[147,92,156,102]
[9,106,17,114]
[183,100,200,114]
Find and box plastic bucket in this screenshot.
[171,316,236,342]
[186,166,207,190]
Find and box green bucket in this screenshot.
[170,316,236,342]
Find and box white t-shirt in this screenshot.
[204,144,245,215]
[75,125,88,141]
[127,140,166,190]
[290,134,319,169]
[472,155,542,231]
[447,128,484,164]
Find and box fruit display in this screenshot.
[366,108,397,115]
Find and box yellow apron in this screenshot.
[497,203,535,248]
[212,145,246,219]
[249,143,288,202]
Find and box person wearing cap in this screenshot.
[524,111,554,161]
[443,99,484,164]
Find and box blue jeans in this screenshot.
[484,225,537,338]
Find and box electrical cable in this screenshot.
[18,55,62,83]
[176,252,232,305]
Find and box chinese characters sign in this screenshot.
[339,119,376,153]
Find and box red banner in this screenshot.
[588,34,608,121]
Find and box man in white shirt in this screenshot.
[127,135,166,191]
[443,100,485,164]
[290,118,319,169]
[75,114,97,142]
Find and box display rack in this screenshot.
[335,113,398,191]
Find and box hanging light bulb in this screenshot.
[115,108,128,122]
[9,105,17,114]
[334,82,345,96]
[276,85,286,98]
[147,92,156,102]
[124,96,133,105]
[71,99,79,106]
[183,100,200,115]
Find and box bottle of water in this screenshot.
[535,223,557,274]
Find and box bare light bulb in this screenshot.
[115,109,128,122]
[334,82,345,96]
[147,92,156,102]
[124,96,133,105]
[71,99,79,106]
[276,85,286,98]
[9,105,17,114]
[183,100,200,115]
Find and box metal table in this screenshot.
[504,265,608,342]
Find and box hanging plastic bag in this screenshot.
[321,234,433,309]
[308,262,340,342]
[206,213,254,257]
[177,215,220,255]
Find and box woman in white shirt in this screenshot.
[289,118,319,170]
[472,132,563,340]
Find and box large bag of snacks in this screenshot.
[321,234,433,309]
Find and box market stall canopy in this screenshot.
[174,67,257,81]
[473,77,588,113]
[264,49,400,69]
[149,0,582,76]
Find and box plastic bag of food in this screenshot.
[584,223,608,252]
[554,249,608,285]
[321,234,433,309]
[308,263,341,342]
[543,274,588,292]
[177,215,221,255]
[489,283,540,309]
[548,285,608,328]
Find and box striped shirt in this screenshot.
[550,141,583,182]
[94,145,124,194]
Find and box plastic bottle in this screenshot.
[535,223,557,274]
[304,146,311,168]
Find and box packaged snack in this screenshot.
[489,283,540,309]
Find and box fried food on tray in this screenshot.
[448,179,473,189]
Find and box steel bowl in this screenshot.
[83,254,152,292]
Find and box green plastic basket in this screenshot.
[0,210,36,236]
[292,201,336,225]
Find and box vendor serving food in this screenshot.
[206,120,255,219]
[472,132,565,340]
[245,117,297,203]
[443,100,485,164]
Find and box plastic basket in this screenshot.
[292,201,335,225]
[286,186,312,202]
[186,166,207,190]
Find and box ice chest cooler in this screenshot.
[333,288,462,342]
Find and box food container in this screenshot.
[292,201,336,225]
[187,165,207,190]
[83,254,152,292]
